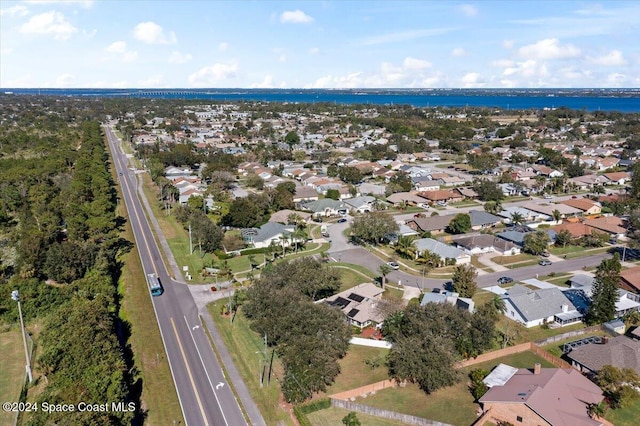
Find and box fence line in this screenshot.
[330,399,452,426]
[330,379,397,401]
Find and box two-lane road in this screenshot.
[105,126,247,426]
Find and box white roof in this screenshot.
[483,363,519,388]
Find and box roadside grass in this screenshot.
[331,263,377,281]
[549,245,585,256]
[492,253,537,265]
[542,274,572,287]
[307,406,408,426]
[472,289,496,307]
[471,256,494,272]
[449,200,481,208]
[336,268,372,292]
[208,301,294,425]
[116,175,184,425]
[324,345,390,395]
[0,331,24,426]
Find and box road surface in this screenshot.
[105,126,251,426]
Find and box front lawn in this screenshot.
[324,345,390,395]
[307,406,407,426]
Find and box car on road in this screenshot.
[543,194,553,199]
[497,276,514,284]
[337,218,347,223]
[540,250,550,257]
[387,261,400,270]
[571,195,578,199]
[539,259,552,266]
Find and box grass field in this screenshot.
[325,345,390,395]
[307,406,409,426]
[605,397,640,426]
[0,331,24,426]
[208,301,294,425]
[117,171,184,425]
[350,351,555,426]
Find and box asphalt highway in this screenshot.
[104,126,247,426]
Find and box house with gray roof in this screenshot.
[420,290,474,312]
[298,199,347,217]
[343,196,376,213]
[502,285,581,328]
[241,222,295,249]
[469,210,503,230]
[498,206,548,223]
[326,283,385,329]
[496,227,556,247]
[453,234,520,256]
[414,238,471,265]
[566,336,640,376]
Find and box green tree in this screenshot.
[339,166,364,185]
[586,254,622,325]
[284,131,300,147]
[555,229,573,248]
[379,263,392,289]
[394,235,417,259]
[342,412,361,426]
[325,188,340,200]
[350,211,398,245]
[510,212,525,226]
[446,213,472,234]
[523,230,551,255]
[472,179,504,202]
[597,365,640,408]
[484,200,502,215]
[451,264,478,298]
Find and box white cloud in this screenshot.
[106,41,127,54]
[461,72,484,87]
[23,0,93,6]
[133,21,176,45]
[606,73,627,86]
[517,38,581,60]
[249,75,275,88]
[0,5,29,18]
[308,47,320,55]
[502,40,515,49]
[458,4,478,17]
[451,47,467,57]
[20,11,77,40]
[280,10,313,24]
[169,51,192,64]
[105,41,137,62]
[1,47,13,55]
[359,28,456,46]
[110,80,129,88]
[55,73,74,86]
[138,75,163,87]
[218,42,229,52]
[491,59,514,68]
[403,57,431,70]
[588,50,626,66]
[188,63,238,86]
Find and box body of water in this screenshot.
[3,88,640,112]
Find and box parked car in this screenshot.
[543,194,553,199]
[432,287,441,293]
[387,261,400,270]
[571,195,578,199]
[540,250,550,257]
[539,259,552,266]
[337,218,347,223]
[497,276,514,284]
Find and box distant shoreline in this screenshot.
[2,88,640,112]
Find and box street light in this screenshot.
[11,290,33,383]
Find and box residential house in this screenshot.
[603,171,631,186]
[386,192,426,206]
[501,285,581,328]
[568,174,609,190]
[293,186,319,203]
[453,234,521,256]
[420,291,474,312]
[455,187,479,200]
[479,366,604,426]
[438,176,466,187]
[413,238,471,265]
[584,216,628,240]
[498,206,548,224]
[326,283,385,329]
[268,209,311,225]
[469,210,503,230]
[566,336,640,376]
[531,164,563,178]
[521,203,582,219]
[417,190,463,204]
[411,176,440,192]
[241,222,295,249]
[496,227,556,247]
[549,222,595,239]
[299,199,347,218]
[405,215,453,235]
[164,166,193,179]
[343,196,376,213]
[357,182,386,196]
[560,198,602,215]
[620,266,640,294]
[565,274,640,318]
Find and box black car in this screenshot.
[497,276,514,284]
[337,218,347,223]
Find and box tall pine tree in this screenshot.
[586,254,621,325]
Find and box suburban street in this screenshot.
[104,126,253,426]
[326,208,615,292]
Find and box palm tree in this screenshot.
[552,209,562,223]
[587,401,607,420]
[291,228,307,253]
[394,235,416,259]
[510,212,525,226]
[378,263,392,289]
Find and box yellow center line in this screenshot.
[171,317,210,426]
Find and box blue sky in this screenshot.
[1,0,639,88]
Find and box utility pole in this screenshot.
[11,290,32,383]
[189,222,193,254]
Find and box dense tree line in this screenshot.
[0,121,137,424]
[242,258,350,403]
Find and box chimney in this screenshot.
[561,304,569,313]
[534,363,541,375]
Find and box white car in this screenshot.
[387,261,400,270]
[543,194,553,199]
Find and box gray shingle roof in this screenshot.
[505,287,577,322]
[469,210,502,226]
[414,238,468,260]
[567,336,640,375]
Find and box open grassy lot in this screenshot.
[336,267,373,292]
[492,253,537,266]
[0,331,24,426]
[351,351,556,426]
[605,397,640,426]
[307,406,409,426]
[325,345,390,395]
[209,301,294,425]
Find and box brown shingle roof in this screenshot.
[567,336,640,375]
